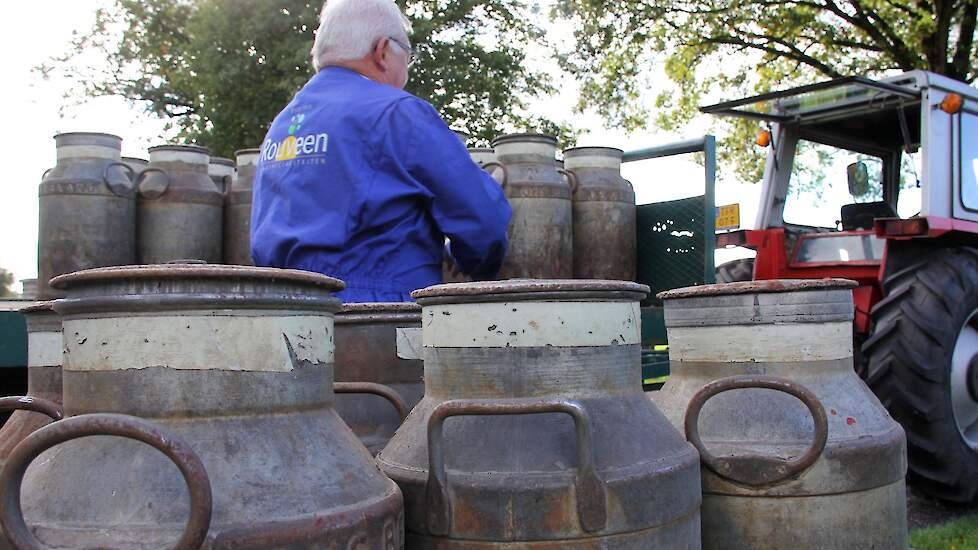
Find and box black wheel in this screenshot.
[862,247,978,503]
[715,258,755,283]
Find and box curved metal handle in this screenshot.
[480,161,508,190]
[684,375,828,487]
[136,167,172,200]
[425,397,606,536]
[217,175,231,196]
[0,413,213,550]
[558,168,579,195]
[0,396,63,421]
[102,162,136,198]
[333,382,409,421]
[40,168,53,181]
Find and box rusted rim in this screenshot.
[468,147,494,154]
[50,265,345,291]
[121,157,148,165]
[658,278,858,300]
[53,132,122,142]
[413,279,649,301]
[491,132,558,147]
[208,158,235,167]
[334,382,409,421]
[149,144,211,156]
[0,397,63,421]
[339,302,421,314]
[0,413,212,550]
[684,375,829,487]
[18,301,55,314]
[562,146,625,158]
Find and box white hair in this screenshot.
[311,0,413,71]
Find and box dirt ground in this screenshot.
[907,485,978,530]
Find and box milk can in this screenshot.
[37,133,136,299]
[378,280,701,548]
[563,147,637,281]
[208,157,235,195]
[121,157,148,179]
[0,302,63,467]
[333,302,423,454]
[0,265,403,549]
[492,133,574,279]
[138,145,224,264]
[223,149,260,266]
[654,279,908,549]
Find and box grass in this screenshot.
[911,515,978,550]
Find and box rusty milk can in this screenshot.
[223,148,259,266]
[333,302,423,454]
[1,265,403,549]
[654,279,908,549]
[138,145,224,264]
[563,147,637,281]
[378,280,701,548]
[0,302,63,468]
[492,133,574,279]
[207,157,234,195]
[121,157,148,180]
[37,132,136,299]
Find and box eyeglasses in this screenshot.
[388,36,417,68]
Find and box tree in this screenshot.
[0,269,16,298]
[43,0,573,158]
[557,0,978,182]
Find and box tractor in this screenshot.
[702,71,978,502]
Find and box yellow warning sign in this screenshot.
[715,204,741,231]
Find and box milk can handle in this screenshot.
[218,175,232,196]
[102,162,136,198]
[0,396,63,421]
[136,167,173,200]
[333,382,409,421]
[684,375,829,487]
[480,162,508,190]
[558,168,579,195]
[424,397,606,537]
[0,413,213,550]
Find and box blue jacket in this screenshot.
[251,67,511,302]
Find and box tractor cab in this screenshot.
[702,71,978,503]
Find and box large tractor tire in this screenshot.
[715,257,755,283]
[862,247,978,502]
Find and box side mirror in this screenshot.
[847,161,870,197]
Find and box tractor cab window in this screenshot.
[783,140,884,229]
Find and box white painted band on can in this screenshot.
[236,152,260,167]
[494,141,557,160]
[563,155,622,170]
[667,321,853,363]
[423,301,641,348]
[56,145,120,161]
[208,164,234,177]
[150,149,209,165]
[28,331,63,367]
[396,327,423,360]
[63,315,333,372]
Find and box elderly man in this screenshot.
[251,0,511,302]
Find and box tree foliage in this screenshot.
[0,269,15,298]
[43,0,572,158]
[558,0,978,182]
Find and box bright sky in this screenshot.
[0,1,759,293]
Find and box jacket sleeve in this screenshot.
[390,97,512,280]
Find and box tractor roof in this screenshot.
[700,75,922,124]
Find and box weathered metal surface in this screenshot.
[0,413,212,550]
[207,157,234,195]
[492,134,574,279]
[37,132,136,299]
[333,303,423,455]
[378,280,701,548]
[121,157,148,179]
[6,264,403,549]
[654,280,908,549]
[656,278,858,300]
[0,303,63,468]
[223,149,259,266]
[137,145,224,264]
[563,147,637,281]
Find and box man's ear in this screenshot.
[370,37,390,71]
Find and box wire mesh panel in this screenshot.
[636,195,711,307]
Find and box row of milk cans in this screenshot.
[37,132,258,300]
[0,265,908,549]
